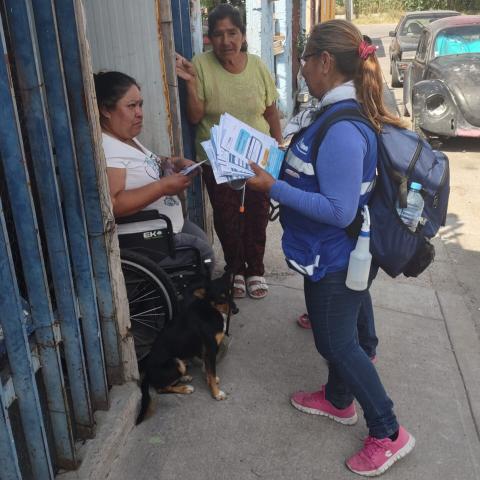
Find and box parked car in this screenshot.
[389,10,459,87]
[403,15,480,140]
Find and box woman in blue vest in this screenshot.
[247,20,415,476]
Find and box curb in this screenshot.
[436,291,480,441]
[57,382,141,480]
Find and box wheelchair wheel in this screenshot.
[120,250,177,338]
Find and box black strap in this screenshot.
[308,108,375,238]
[309,107,374,168]
[268,200,280,222]
[309,107,412,211]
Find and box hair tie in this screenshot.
[358,40,377,60]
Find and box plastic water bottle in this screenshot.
[397,182,424,232]
[346,206,372,291]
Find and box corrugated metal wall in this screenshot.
[0,0,206,476]
[83,0,179,159]
[0,0,135,478]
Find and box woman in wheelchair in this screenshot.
[94,70,213,272]
[94,71,214,359]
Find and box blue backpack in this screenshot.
[309,107,450,278]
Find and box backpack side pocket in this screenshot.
[403,238,435,277]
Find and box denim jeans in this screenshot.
[357,293,378,358]
[304,270,399,439]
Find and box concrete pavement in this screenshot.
[100,170,480,479]
[61,23,480,480]
[100,252,480,480]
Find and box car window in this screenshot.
[416,32,430,61]
[434,25,480,57]
[400,15,455,36]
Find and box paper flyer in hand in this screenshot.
[201,113,284,185]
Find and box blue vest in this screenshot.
[280,100,377,281]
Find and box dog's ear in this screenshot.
[193,287,206,299]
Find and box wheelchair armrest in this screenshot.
[116,210,173,230]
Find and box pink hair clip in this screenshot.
[358,40,377,60]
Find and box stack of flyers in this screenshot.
[201,113,285,185]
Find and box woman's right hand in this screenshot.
[175,53,205,124]
[159,173,192,195]
[246,162,275,193]
[175,53,196,83]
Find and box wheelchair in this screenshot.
[116,210,211,360]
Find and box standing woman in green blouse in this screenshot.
[176,3,282,300]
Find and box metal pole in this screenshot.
[54,0,126,383]
[0,13,77,469]
[0,204,54,479]
[0,380,22,480]
[30,0,109,411]
[4,0,94,438]
[345,0,353,21]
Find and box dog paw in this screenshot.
[184,385,195,394]
[214,390,226,400]
[180,375,193,383]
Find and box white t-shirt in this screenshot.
[102,133,184,235]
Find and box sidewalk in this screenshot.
[62,22,480,479]
[96,216,480,480]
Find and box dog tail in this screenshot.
[136,374,151,425]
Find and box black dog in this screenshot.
[136,274,238,425]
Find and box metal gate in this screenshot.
[0,1,134,478]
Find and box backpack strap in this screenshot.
[309,107,410,209]
[308,107,376,238]
[309,107,374,169]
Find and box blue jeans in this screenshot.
[357,293,378,358]
[304,270,399,439]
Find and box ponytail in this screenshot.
[306,20,406,132]
[354,54,404,132]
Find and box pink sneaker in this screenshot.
[290,386,358,425]
[346,426,415,476]
[297,313,311,329]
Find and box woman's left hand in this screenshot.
[246,162,275,193]
[171,157,197,174]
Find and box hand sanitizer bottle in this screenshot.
[346,206,372,291]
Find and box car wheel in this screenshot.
[391,61,402,88]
